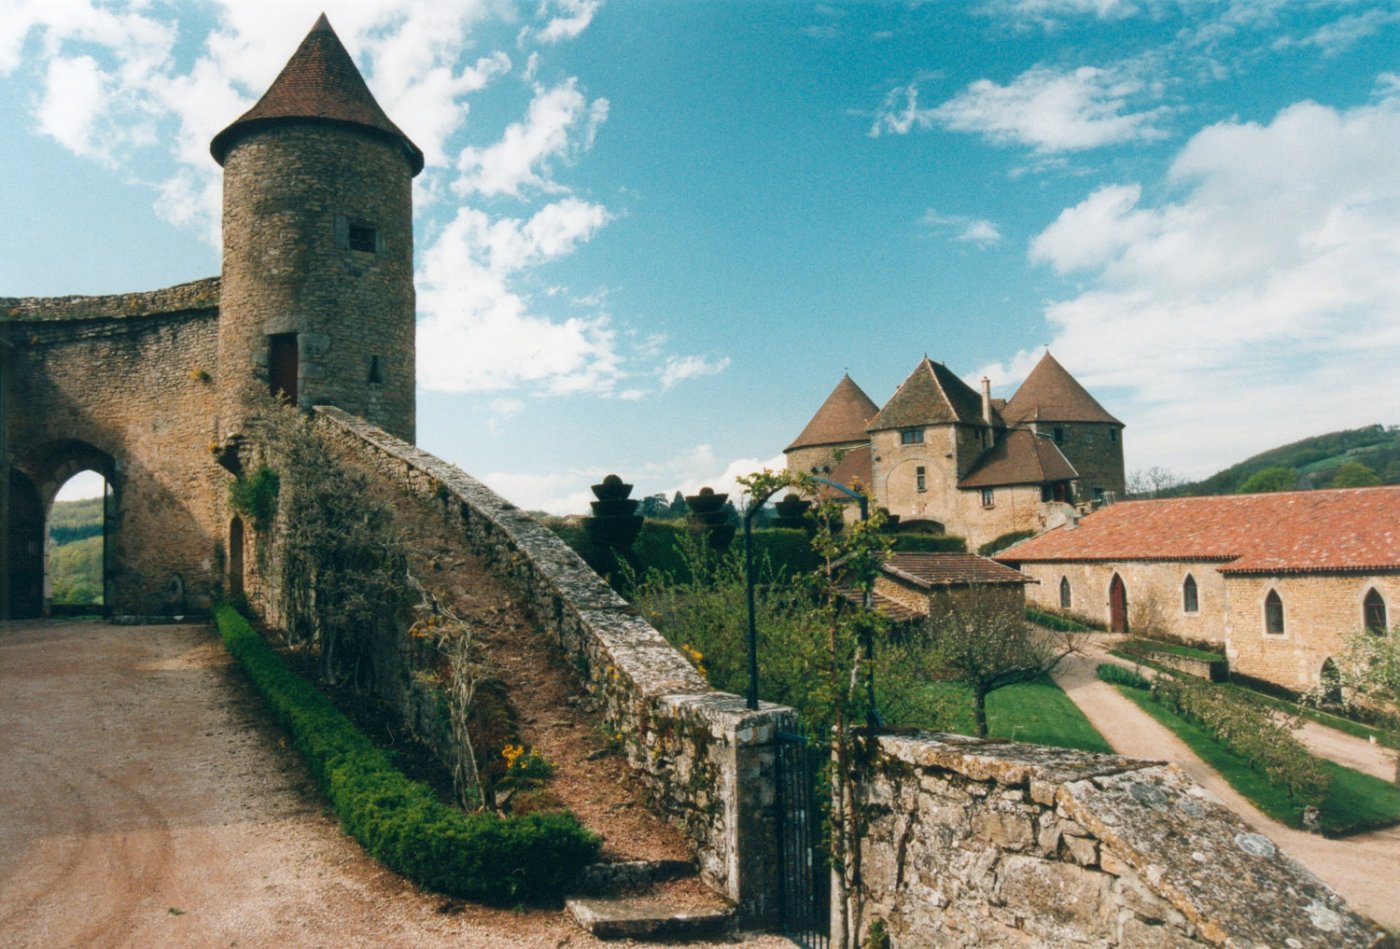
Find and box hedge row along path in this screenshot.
[1051,639,1400,931]
[0,620,787,947]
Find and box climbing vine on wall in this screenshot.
[228,465,280,531]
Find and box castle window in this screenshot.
[1109,428,1119,444]
[900,428,923,445]
[1053,426,1065,445]
[368,355,384,384]
[980,487,995,508]
[1093,486,1105,503]
[1059,576,1072,609]
[916,466,926,493]
[1364,588,1387,634]
[1264,590,1285,636]
[268,333,298,403]
[348,223,377,253]
[1183,574,1199,613]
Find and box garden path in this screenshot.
[0,619,788,948]
[1052,645,1400,931]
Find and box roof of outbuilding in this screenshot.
[884,552,1034,587]
[786,375,880,451]
[866,357,995,432]
[997,486,1400,575]
[958,428,1078,488]
[1002,352,1121,425]
[210,13,424,174]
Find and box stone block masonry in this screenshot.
[852,732,1389,948]
[309,407,791,925]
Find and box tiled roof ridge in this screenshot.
[210,13,424,174]
[786,374,880,451]
[1003,351,1120,425]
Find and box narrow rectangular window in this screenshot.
[268,333,298,403]
[368,354,384,384]
[1053,426,1066,445]
[916,466,926,493]
[348,224,377,253]
[1109,428,1119,443]
[981,487,995,508]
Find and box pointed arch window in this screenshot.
[1364,588,1388,635]
[1059,576,1072,610]
[1264,590,1285,636]
[1182,574,1199,613]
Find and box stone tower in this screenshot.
[210,13,423,443]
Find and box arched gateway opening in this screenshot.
[46,470,111,615]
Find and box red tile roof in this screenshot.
[885,552,1033,586]
[210,14,424,174]
[867,357,997,432]
[1002,352,1120,426]
[820,444,872,498]
[998,486,1400,575]
[958,428,1077,488]
[786,375,880,451]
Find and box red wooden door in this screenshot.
[1109,574,1128,633]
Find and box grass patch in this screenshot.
[215,605,599,903]
[1121,638,1225,663]
[907,674,1113,754]
[1113,684,1400,836]
[1219,682,1397,749]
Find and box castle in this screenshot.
[1,15,419,618]
[784,353,1125,548]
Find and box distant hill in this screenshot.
[48,497,104,604]
[1174,424,1400,496]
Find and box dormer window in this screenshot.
[901,428,923,445]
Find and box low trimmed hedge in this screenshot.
[1096,663,1151,690]
[1027,606,1102,632]
[1148,673,1329,810]
[215,605,600,904]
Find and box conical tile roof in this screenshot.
[1002,352,1120,425]
[786,375,879,452]
[866,357,990,432]
[210,13,424,174]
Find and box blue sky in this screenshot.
[5,1,1399,512]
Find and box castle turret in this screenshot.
[211,13,421,443]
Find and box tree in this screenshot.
[1327,461,1381,489]
[1307,626,1400,785]
[667,490,689,518]
[1237,466,1299,494]
[638,493,671,518]
[923,587,1080,737]
[1126,466,1183,499]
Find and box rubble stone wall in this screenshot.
[852,732,1387,948]
[307,406,790,924]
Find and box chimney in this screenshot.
[981,377,993,427]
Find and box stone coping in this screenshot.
[3,277,221,323]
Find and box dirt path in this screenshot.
[1052,646,1400,931]
[0,620,786,948]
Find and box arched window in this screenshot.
[1182,574,1198,613]
[1364,588,1388,635]
[1059,576,1072,610]
[1264,590,1285,636]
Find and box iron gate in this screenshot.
[775,728,829,949]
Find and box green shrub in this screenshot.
[1148,674,1328,810]
[888,533,966,553]
[977,529,1036,557]
[216,606,599,903]
[1096,663,1150,690]
[229,465,281,530]
[1121,638,1225,663]
[1026,605,1105,632]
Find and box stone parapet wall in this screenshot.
[2,277,220,324]
[852,732,1387,948]
[308,407,790,923]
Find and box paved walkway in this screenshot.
[1053,644,1400,931]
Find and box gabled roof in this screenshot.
[786,375,879,452]
[210,13,424,175]
[958,428,1078,488]
[998,486,1400,575]
[884,552,1033,587]
[867,357,994,432]
[1002,352,1120,426]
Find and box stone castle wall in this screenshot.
[2,282,225,616]
[303,407,791,924]
[851,732,1386,948]
[1030,420,1125,500]
[219,125,415,444]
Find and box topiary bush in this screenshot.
[216,605,599,903]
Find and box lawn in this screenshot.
[900,674,1113,754]
[1113,684,1400,836]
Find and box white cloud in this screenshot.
[1274,9,1400,57]
[455,78,609,198]
[1014,91,1400,476]
[932,64,1168,152]
[36,55,111,159]
[531,0,599,45]
[983,0,1140,25]
[869,84,931,137]
[659,354,731,390]
[921,209,1003,247]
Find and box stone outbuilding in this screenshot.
[997,486,1400,692]
[851,551,1034,623]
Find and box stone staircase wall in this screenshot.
[310,407,791,925]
